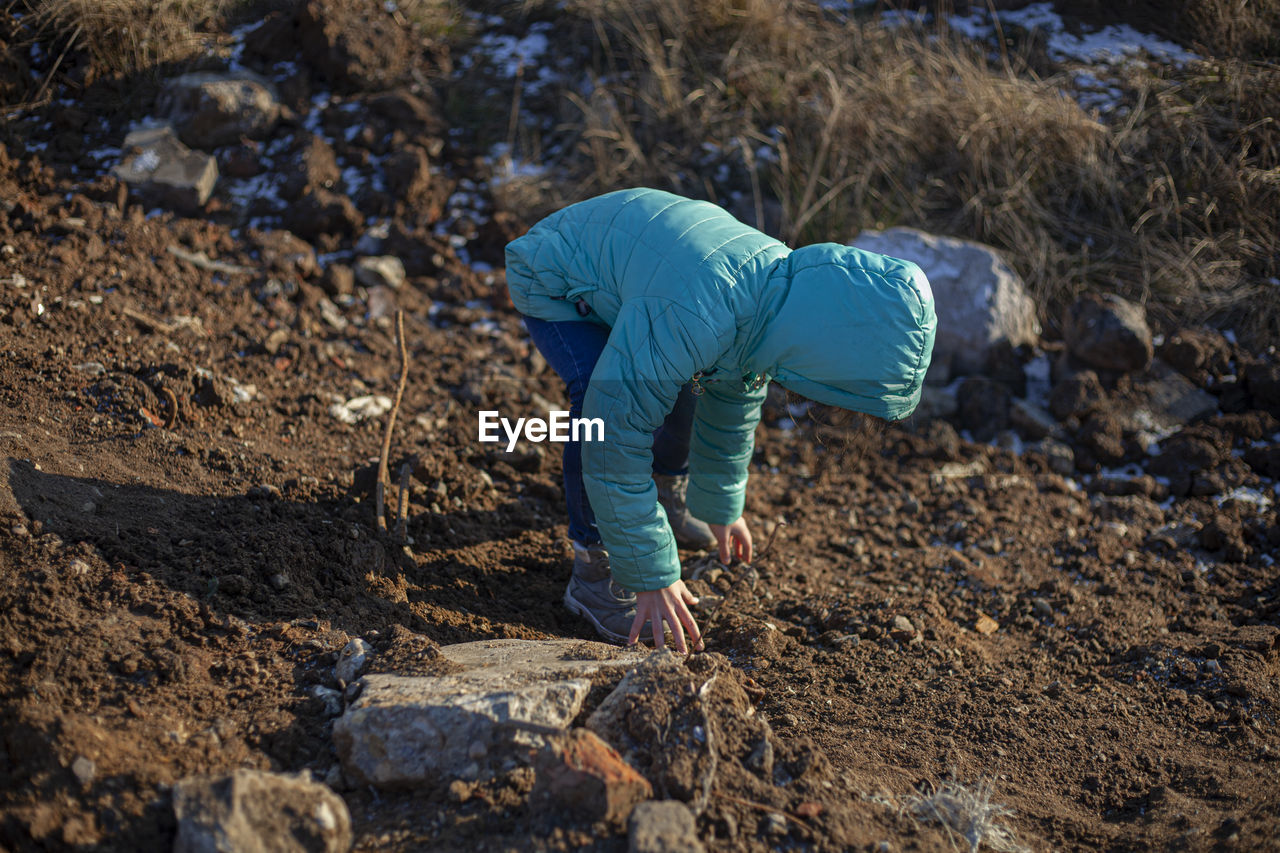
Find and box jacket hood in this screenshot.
[746,243,936,421]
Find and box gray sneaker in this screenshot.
[564,542,641,644]
[654,473,717,550]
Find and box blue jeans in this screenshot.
[522,315,697,546]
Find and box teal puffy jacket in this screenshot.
[505,188,935,592]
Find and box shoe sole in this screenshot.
[563,588,631,645]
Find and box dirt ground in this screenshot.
[1,3,1279,851]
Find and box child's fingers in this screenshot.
[660,602,688,653]
[628,610,645,646]
[678,604,703,653]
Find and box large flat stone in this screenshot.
[437,638,647,677]
[112,125,217,213]
[334,639,646,789]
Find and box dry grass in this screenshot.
[1184,0,1280,58]
[24,0,233,76]
[518,0,1279,342]
[902,777,1031,853]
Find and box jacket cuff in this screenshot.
[606,533,682,592]
[685,481,745,526]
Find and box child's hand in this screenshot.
[629,581,704,654]
[708,517,753,565]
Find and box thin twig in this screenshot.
[712,790,811,826]
[122,307,176,335]
[760,519,788,561]
[394,462,412,541]
[375,310,409,533]
[160,387,179,429]
[31,22,80,106]
[166,245,254,275]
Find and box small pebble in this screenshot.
[761,812,787,836]
[311,685,343,717]
[335,638,373,684]
[10,524,28,537]
[1031,598,1053,618]
[269,573,289,591]
[71,755,96,786]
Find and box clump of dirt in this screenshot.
[297,0,425,93]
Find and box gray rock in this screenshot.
[1010,398,1059,440]
[335,639,646,788]
[354,256,407,290]
[890,615,916,641]
[334,638,372,685]
[157,72,283,149]
[312,685,344,718]
[1049,369,1105,421]
[1031,438,1075,475]
[629,800,705,853]
[1063,293,1153,373]
[849,228,1040,375]
[1126,360,1218,431]
[172,769,352,853]
[761,812,788,836]
[71,755,96,787]
[112,126,218,213]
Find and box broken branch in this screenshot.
[394,461,412,541]
[375,310,409,533]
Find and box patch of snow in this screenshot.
[224,171,286,216]
[1000,3,1197,64]
[1098,463,1146,481]
[134,149,161,172]
[1023,353,1052,407]
[225,20,261,73]
[1216,487,1273,512]
[478,22,553,81]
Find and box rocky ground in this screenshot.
[1,2,1278,851]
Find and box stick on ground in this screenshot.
[376,311,409,533]
[394,462,412,541]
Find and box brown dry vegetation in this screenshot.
[517,0,1280,341]
[13,0,1279,341]
[21,0,232,77]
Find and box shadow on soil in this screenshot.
[3,457,566,643]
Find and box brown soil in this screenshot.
[1,4,1278,852]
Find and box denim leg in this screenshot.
[651,382,697,476]
[522,315,611,545]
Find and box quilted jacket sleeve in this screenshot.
[686,379,765,526]
[580,298,732,592]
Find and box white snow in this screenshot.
[479,23,552,79]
